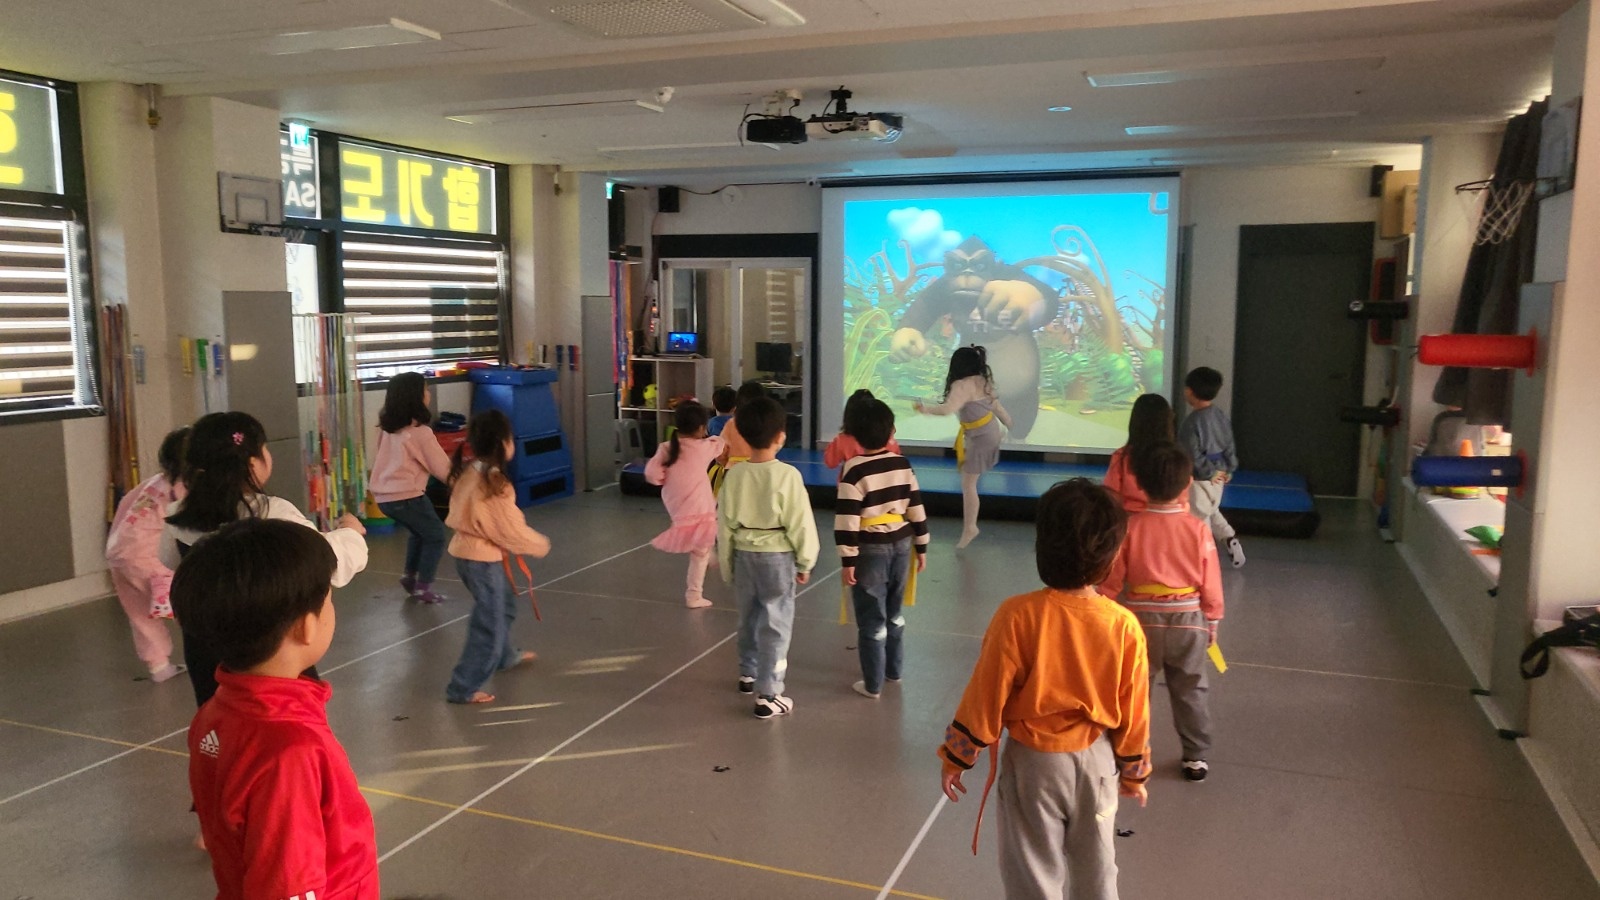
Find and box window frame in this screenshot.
[281,127,511,386]
[0,68,98,426]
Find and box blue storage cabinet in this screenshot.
[469,367,574,507]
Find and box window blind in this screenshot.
[0,211,93,414]
[340,233,506,379]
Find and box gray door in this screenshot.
[1233,223,1372,496]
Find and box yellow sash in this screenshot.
[708,455,749,498]
[839,513,919,623]
[954,412,994,467]
[1131,583,1197,596]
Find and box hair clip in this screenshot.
[232,432,244,446]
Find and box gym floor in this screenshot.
[1,490,1596,899]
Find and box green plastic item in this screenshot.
[1465,525,1503,549]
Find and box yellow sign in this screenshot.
[338,142,494,234]
[0,78,63,195]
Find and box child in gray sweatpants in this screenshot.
[1178,366,1246,568]
[1102,442,1226,783]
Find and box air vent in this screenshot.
[543,0,803,38]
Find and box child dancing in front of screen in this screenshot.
[915,345,1010,548]
[645,401,726,609]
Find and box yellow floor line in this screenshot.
[0,717,189,758]
[360,786,945,900]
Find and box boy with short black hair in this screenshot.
[1102,441,1224,783]
[834,398,929,699]
[173,518,378,900]
[719,397,821,719]
[1178,366,1245,568]
[939,479,1151,899]
[708,385,738,437]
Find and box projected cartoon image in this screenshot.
[841,192,1171,450]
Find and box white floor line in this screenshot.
[1,541,656,806]
[1227,661,1464,689]
[874,796,948,900]
[0,724,188,807]
[377,630,738,864]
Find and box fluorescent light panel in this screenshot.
[1088,55,1384,88]
[448,100,664,125]
[1126,111,1359,136]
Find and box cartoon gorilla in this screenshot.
[889,235,1057,439]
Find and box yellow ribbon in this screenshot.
[1131,583,1198,596]
[1208,642,1228,673]
[954,412,994,468]
[708,455,749,498]
[839,514,919,623]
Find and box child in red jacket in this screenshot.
[172,518,378,900]
[1101,441,1224,783]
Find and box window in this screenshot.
[1,72,94,419]
[0,211,93,413]
[341,233,505,379]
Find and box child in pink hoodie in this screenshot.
[646,401,726,609]
[371,373,453,604]
[105,427,190,682]
[1102,441,1223,783]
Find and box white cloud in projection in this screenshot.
[886,207,963,259]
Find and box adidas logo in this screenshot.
[198,730,220,758]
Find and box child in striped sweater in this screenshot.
[834,396,928,699]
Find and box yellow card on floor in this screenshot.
[1208,642,1228,674]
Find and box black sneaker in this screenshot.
[1182,759,1209,782]
[737,675,755,694]
[753,694,794,719]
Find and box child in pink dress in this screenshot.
[105,427,189,682]
[646,401,727,609]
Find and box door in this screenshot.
[734,261,810,447]
[1233,223,1372,495]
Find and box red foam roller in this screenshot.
[1418,333,1537,373]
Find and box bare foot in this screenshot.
[467,691,496,704]
[685,595,712,609]
[193,831,208,852]
[514,651,537,667]
[956,528,980,549]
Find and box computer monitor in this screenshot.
[754,341,792,379]
[665,331,700,355]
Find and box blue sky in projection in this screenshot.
[842,191,1171,302]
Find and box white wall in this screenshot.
[655,183,821,235]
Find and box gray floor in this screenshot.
[2,491,1597,899]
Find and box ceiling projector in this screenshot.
[742,87,902,145]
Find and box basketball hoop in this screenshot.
[1456,179,1534,246]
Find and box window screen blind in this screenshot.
[0,211,92,414]
[341,233,505,379]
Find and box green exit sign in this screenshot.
[0,77,62,195]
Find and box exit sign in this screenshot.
[287,121,311,149]
[0,77,63,195]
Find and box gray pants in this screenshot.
[1189,480,1236,541]
[1137,609,1213,760]
[998,737,1120,900]
[733,550,796,697]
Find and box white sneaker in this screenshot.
[1226,537,1246,568]
[753,694,794,719]
[852,681,880,699]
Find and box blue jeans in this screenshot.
[378,495,448,583]
[446,557,526,702]
[850,539,911,694]
[733,550,797,698]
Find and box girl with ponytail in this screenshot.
[645,400,724,609]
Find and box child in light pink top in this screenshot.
[371,373,454,604]
[1104,393,1181,513]
[105,427,189,682]
[646,401,726,609]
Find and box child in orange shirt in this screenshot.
[1102,442,1223,782]
[939,479,1151,900]
[823,389,901,479]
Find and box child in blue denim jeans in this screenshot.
[834,397,929,699]
[717,397,820,719]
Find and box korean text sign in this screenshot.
[339,142,494,235]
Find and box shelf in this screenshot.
[619,406,663,414]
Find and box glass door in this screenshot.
[733,260,810,447]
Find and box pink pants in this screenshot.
[686,548,712,602]
[110,566,174,672]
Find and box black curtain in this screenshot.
[1430,100,1547,425]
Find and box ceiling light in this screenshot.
[1088,55,1384,88]
[535,0,804,39]
[1048,106,1073,112]
[1126,111,1358,136]
[261,19,440,55]
[447,99,664,125]
[596,141,781,154]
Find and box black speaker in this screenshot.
[607,192,626,255]
[1369,165,1393,198]
[658,185,681,213]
